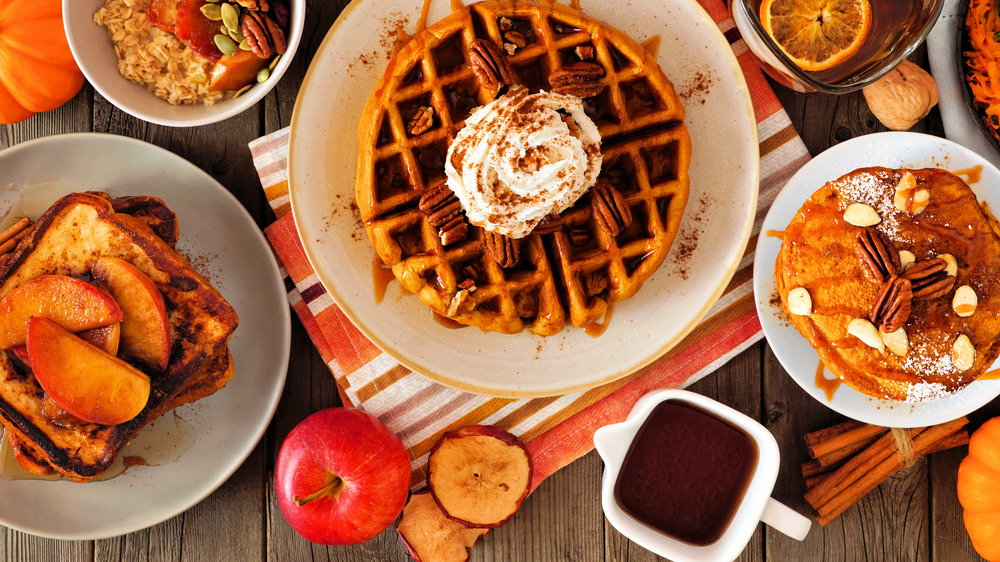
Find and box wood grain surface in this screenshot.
[0,0,996,560]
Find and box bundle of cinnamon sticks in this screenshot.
[0,217,33,262]
[802,418,970,526]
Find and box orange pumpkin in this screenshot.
[0,0,84,124]
[958,417,1000,562]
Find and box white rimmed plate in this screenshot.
[0,133,290,539]
[754,132,1000,427]
[288,0,758,397]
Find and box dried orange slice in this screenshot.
[760,0,872,72]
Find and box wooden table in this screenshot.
[1,1,996,559]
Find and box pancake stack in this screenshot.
[775,167,1000,401]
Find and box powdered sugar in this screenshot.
[835,169,911,244]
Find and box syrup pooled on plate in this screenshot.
[614,401,757,545]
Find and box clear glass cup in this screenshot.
[731,0,945,93]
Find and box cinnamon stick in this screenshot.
[815,432,882,467]
[0,224,32,255]
[0,218,30,247]
[814,417,968,525]
[805,430,970,492]
[804,419,865,448]
[807,423,886,459]
[805,427,925,509]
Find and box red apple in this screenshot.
[275,408,411,545]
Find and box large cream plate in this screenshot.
[0,133,290,539]
[289,0,758,397]
[754,132,1000,427]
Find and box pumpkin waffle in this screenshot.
[775,167,1000,402]
[356,0,690,335]
[0,193,238,481]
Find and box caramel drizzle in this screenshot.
[953,165,983,184]
[954,303,976,315]
[764,229,784,240]
[640,35,661,58]
[432,311,467,329]
[979,367,1000,380]
[815,361,841,402]
[372,258,395,305]
[584,304,615,337]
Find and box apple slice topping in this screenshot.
[397,490,488,562]
[427,426,532,528]
[0,275,123,350]
[90,257,172,371]
[27,317,151,425]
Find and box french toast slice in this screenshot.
[0,192,238,482]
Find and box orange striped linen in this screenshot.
[251,0,810,491]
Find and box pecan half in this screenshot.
[235,0,269,10]
[533,213,563,235]
[591,182,632,236]
[870,275,912,333]
[419,184,467,246]
[549,62,606,98]
[438,214,468,246]
[584,271,608,297]
[408,106,434,136]
[241,10,286,59]
[485,230,520,268]
[902,258,956,300]
[574,45,596,61]
[855,227,900,283]
[569,226,591,247]
[469,39,515,94]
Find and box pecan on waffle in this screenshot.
[775,167,1000,402]
[356,0,691,335]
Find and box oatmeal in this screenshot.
[94,0,224,105]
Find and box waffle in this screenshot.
[0,193,238,481]
[775,167,1000,402]
[356,0,690,335]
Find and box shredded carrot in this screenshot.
[966,0,1000,132]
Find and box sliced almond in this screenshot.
[937,253,958,277]
[847,318,885,352]
[953,285,977,317]
[879,325,909,357]
[787,287,812,316]
[898,250,916,271]
[844,203,881,227]
[953,334,975,371]
[894,172,916,212]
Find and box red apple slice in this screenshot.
[90,257,171,371]
[78,322,122,356]
[145,0,178,32]
[27,317,151,426]
[397,490,488,562]
[427,426,533,528]
[0,275,123,350]
[174,0,223,61]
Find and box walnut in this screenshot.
[861,61,938,131]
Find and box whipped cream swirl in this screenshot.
[444,86,602,239]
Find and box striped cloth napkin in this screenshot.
[252,0,810,490]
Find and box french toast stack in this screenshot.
[0,192,238,482]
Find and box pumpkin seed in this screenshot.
[214,34,238,56]
[228,27,245,43]
[200,3,223,20]
[268,55,281,71]
[206,0,221,3]
[190,72,208,84]
[233,84,253,99]
[239,39,251,51]
[257,68,270,83]
[221,3,240,33]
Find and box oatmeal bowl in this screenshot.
[63,0,304,127]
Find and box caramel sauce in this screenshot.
[979,368,1000,380]
[764,229,784,240]
[416,0,433,33]
[954,304,977,315]
[569,0,581,10]
[432,311,467,329]
[640,35,661,58]
[584,303,614,337]
[954,165,983,184]
[373,258,395,305]
[815,361,841,401]
[615,401,757,546]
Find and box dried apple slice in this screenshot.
[427,425,532,528]
[397,490,488,562]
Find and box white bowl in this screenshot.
[63,0,304,127]
[594,389,811,560]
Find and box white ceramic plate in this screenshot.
[0,133,290,539]
[754,132,1000,427]
[63,0,305,127]
[288,0,758,397]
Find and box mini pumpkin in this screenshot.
[0,0,84,124]
[958,417,1000,562]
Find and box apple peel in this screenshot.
[427,425,532,528]
[398,490,488,562]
